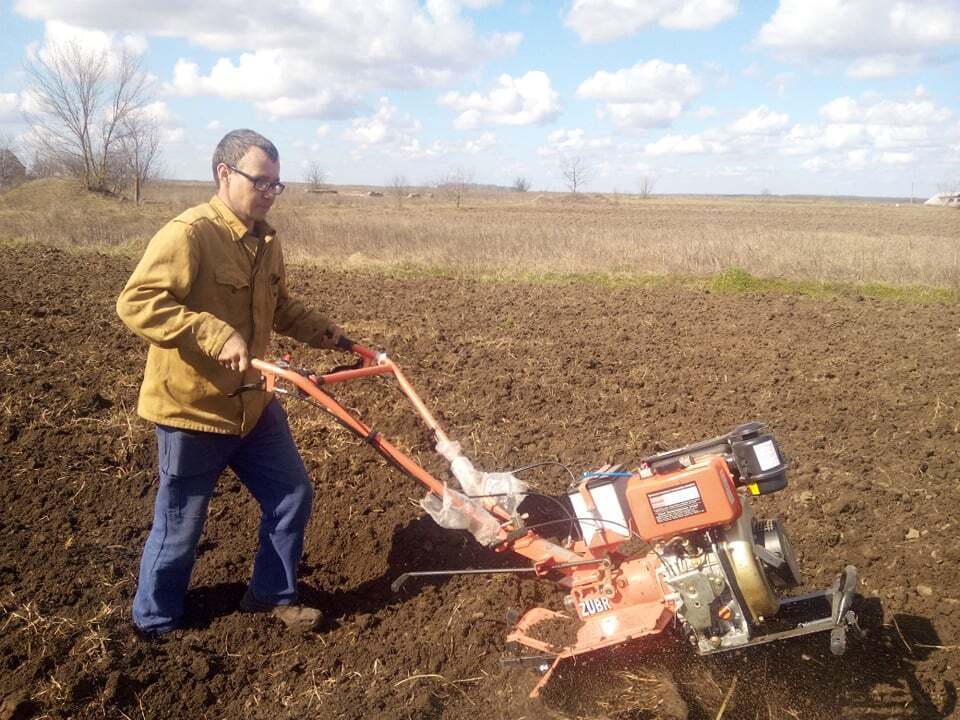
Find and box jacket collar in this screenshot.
[209,195,275,242]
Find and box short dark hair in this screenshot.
[211,129,279,188]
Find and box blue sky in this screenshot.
[1,1,958,197]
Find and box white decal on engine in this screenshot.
[753,440,780,471]
[648,482,706,523]
[579,597,612,616]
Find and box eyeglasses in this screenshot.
[226,165,285,195]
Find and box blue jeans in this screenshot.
[132,400,313,634]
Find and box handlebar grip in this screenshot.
[350,342,379,361]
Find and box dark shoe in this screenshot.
[240,589,323,633]
[131,624,171,643]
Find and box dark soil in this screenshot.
[1,244,958,719]
[524,617,582,653]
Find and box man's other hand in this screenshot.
[218,332,250,372]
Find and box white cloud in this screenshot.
[660,0,739,30]
[121,33,148,56]
[577,60,702,128]
[603,101,685,128]
[137,100,174,124]
[170,53,360,119]
[798,148,917,174]
[342,97,424,158]
[645,133,729,156]
[344,98,419,146]
[770,72,796,98]
[259,94,359,121]
[781,93,953,164]
[867,124,931,149]
[730,106,790,135]
[801,157,830,172]
[440,71,562,129]
[315,125,330,139]
[578,60,701,103]
[30,19,149,75]
[337,98,501,161]
[566,0,737,43]
[162,127,185,144]
[461,132,497,154]
[757,0,960,77]
[880,151,915,165]
[707,164,751,178]
[17,2,521,119]
[847,149,870,168]
[36,19,112,58]
[819,96,952,126]
[537,128,613,156]
[848,54,921,79]
[783,122,865,155]
[642,92,949,166]
[206,120,222,131]
[0,93,19,120]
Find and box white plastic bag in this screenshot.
[435,439,528,512]
[420,487,501,546]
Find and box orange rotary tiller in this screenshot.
[247,347,862,697]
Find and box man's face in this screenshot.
[217,146,281,226]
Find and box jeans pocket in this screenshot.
[157,426,231,478]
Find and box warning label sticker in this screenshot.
[752,439,780,472]
[647,482,705,524]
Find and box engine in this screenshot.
[565,422,805,654]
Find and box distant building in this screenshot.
[924,192,960,207]
[0,148,26,188]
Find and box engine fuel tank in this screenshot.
[626,456,741,542]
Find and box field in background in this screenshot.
[1,179,958,295]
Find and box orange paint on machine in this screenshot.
[626,456,742,542]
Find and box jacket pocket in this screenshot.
[212,267,253,332]
[214,268,251,293]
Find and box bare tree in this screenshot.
[304,160,326,191]
[512,176,531,192]
[118,111,161,203]
[559,155,591,193]
[23,39,153,193]
[437,166,474,209]
[389,174,408,208]
[638,175,656,198]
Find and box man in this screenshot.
[117,128,352,636]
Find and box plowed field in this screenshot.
[1,244,957,719]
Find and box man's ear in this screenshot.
[216,163,230,187]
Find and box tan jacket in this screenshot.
[117,196,341,436]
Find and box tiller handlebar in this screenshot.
[250,348,584,575]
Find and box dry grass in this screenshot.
[276,191,960,291]
[2,179,958,293]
